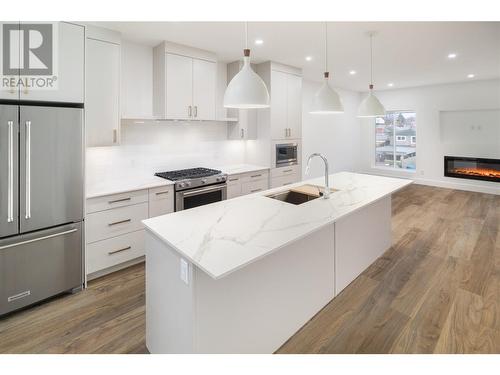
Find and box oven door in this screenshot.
[175,184,227,211]
[276,143,298,167]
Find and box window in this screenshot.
[375,111,416,170]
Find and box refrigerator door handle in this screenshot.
[0,228,77,250]
[7,120,14,223]
[25,120,31,220]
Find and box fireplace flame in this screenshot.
[451,167,500,179]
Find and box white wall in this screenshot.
[301,79,362,179]
[359,79,500,194]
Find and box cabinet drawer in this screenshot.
[240,170,269,184]
[270,165,300,178]
[148,185,173,202]
[86,202,148,243]
[271,173,300,188]
[87,189,148,214]
[241,179,269,195]
[148,186,174,217]
[227,181,242,200]
[86,230,145,274]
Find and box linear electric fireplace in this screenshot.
[444,156,500,183]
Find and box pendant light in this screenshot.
[358,32,385,117]
[223,22,270,109]
[310,22,344,114]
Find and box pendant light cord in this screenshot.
[245,22,248,50]
[370,33,373,86]
[324,22,328,73]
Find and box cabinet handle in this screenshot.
[289,128,292,137]
[108,246,132,255]
[108,219,131,226]
[228,178,239,182]
[251,174,262,178]
[155,191,169,196]
[240,128,244,138]
[188,106,192,117]
[283,182,293,186]
[7,121,14,223]
[25,121,31,220]
[250,188,262,193]
[283,169,293,173]
[108,197,131,204]
[193,106,198,117]
[113,129,118,144]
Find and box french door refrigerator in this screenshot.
[0,103,84,315]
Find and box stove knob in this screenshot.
[216,177,221,182]
[186,181,191,187]
[179,182,185,188]
[201,178,207,184]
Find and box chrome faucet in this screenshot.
[305,153,331,199]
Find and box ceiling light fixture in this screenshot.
[223,22,270,109]
[467,73,475,78]
[305,56,313,61]
[254,39,263,45]
[358,31,385,118]
[349,70,357,75]
[387,82,394,87]
[310,22,344,114]
[447,53,457,59]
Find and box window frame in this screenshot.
[372,110,417,173]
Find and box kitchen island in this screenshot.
[142,172,412,353]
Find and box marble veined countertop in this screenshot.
[86,164,269,199]
[142,172,413,279]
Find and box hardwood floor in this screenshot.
[0,184,498,354]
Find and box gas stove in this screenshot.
[155,167,227,191]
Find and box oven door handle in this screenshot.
[180,184,226,197]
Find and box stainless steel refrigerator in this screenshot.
[0,103,84,315]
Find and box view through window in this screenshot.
[375,111,416,170]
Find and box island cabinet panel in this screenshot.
[334,196,392,295]
[145,223,335,354]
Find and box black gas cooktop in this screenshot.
[155,167,222,181]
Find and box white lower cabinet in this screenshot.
[86,230,145,274]
[270,165,301,188]
[226,170,269,199]
[85,186,174,279]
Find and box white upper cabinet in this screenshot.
[257,62,303,141]
[19,22,84,103]
[192,58,216,120]
[270,70,289,140]
[85,34,120,147]
[154,41,217,121]
[166,53,193,119]
[286,73,302,139]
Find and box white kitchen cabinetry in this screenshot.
[226,170,269,199]
[149,186,174,217]
[85,34,121,147]
[154,41,217,120]
[270,165,301,188]
[85,186,174,279]
[257,62,302,141]
[2,22,84,102]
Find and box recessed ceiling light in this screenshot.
[467,73,475,78]
[349,70,356,75]
[305,56,312,61]
[447,53,457,59]
[254,39,263,45]
[387,83,394,87]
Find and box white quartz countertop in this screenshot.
[142,172,413,280]
[86,164,269,199]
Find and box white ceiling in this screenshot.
[92,21,500,92]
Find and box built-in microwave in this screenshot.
[275,143,298,168]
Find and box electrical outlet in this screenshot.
[420,170,425,176]
[180,258,189,285]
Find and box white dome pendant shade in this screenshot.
[223,22,270,109]
[358,32,385,118]
[223,49,270,109]
[358,85,386,117]
[310,72,344,113]
[310,22,344,114]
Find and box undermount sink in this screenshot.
[265,184,338,205]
